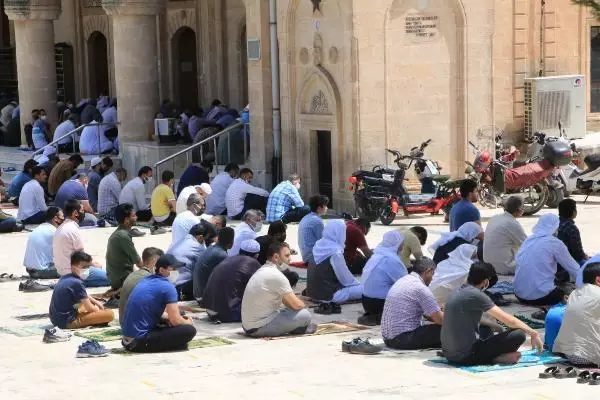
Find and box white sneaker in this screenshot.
[43,327,72,343]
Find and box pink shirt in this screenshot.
[53,220,84,275]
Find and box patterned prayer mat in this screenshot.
[74,327,122,342]
[499,314,545,330]
[0,324,51,337]
[110,337,234,355]
[250,321,370,341]
[428,350,563,373]
[14,313,50,321]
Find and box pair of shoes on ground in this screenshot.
[43,327,72,343]
[540,366,600,384]
[76,339,109,358]
[19,279,53,293]
[314,302,341,315]
[341,337,382,355]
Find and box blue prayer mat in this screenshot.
[429,350,564,373]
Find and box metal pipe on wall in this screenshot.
[269,0,282,183]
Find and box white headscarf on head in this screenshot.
[429,222,483,254]
[430,243,478,301]
[312,219,347,264]
[517,214,560,257]
[362,231,406,284]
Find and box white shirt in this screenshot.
[229,222,257,256]
[205,172,234,215]
[53,120,77,145]
[17,180,47,220]
[79,121,113,154]
[23,223,56,270]
[176,186,198,214]
[119,177,149,211]
[483,212,527,275]
[53,220,84,275]
[225,178,269,218]
[170,210,201,248]
[102,106,118,129]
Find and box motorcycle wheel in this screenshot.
[379,204,397,226]
[521,183,548,216]
[545,186,565,209]
[354,197,379,222]
[478,184,500,209]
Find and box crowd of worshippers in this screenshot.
[6,167,600,365]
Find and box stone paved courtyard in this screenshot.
[2,196,600,399]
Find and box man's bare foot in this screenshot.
[492,352,522,365]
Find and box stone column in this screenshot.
[102,0,166,143]
[4,0,61,146]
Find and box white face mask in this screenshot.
[294,182,301,190]
[252,221,263,233]
[168,270,179,284]
[79,268,90,280]
[40,115,47,121]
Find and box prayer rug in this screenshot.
[14,313,49,321]
[0,324,50,337]
[74,327,122,342]
[246,321,370,341]
[499,314,545,330]
[428,350,563,373]
[487,281,514,295]
[110,336,234,355]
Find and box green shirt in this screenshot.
[106,226,141,290]
[118,269,151,325]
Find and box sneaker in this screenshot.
[150,226,167,235]
[103,297,120,309]
[76,340,109,358]
[342,337,363,353]
[348,338,382,355]
[130,227,146,237]
[43,327,72,343]
[19,279,52,293]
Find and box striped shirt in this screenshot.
[98,172,122,215]
[225,178,269,218]
[265,181,304,222]
[381,272,441,339]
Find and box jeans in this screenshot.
[27,267,60,279]
[22,211,46,225]
[232,194,269,219]
[332,285,363,304]
[66,309,114,329]
[0,217,17,233]
[124,324,197,353]
[384,324,442,350]
[81,213,98,227]
[245,308,311,338]
[281,206,311,224]
[84,267,111,288]
[516,287,565,306]
[449,329,527,366]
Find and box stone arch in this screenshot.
[171,26,198,109]
[166,8,196,39]
[83,15,109,40]
[297,66,341,117]
[384,0,467,176]
[87,31,109,98]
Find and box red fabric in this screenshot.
[344,221,368,264]
[503,160,553,190]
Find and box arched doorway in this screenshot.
[240,25,248,106]
[172,27,198,110]
[87,31,109,98]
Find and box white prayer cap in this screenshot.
[90,157,102,167]
[240,239,260,254]
[199,183,212,195]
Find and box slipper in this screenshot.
[577,370,592,384]
[589,372,600,385]
[555,366,578,379]
[539,366,559,379]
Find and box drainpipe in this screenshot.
[269,0,282,184]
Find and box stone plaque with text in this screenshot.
[404,13,439,43]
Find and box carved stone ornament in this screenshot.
[299,47,309,65]
[313,32,323,66]
[311,90,329,114]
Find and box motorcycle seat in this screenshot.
[362,176,395,187]
[431,175,451,183]
[402,194,435,204]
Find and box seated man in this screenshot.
[171,193,205,246]
[449,179,481,232]
[553,262,600,366]
[229,209,264,256]
[54,173,98,227]
[431,222,484,265]
[441,263,543,366]
[265,173,310,223]
[23,206,63,279]
[360,231,407,326]
[49,251,114,329]
[17,166,48,225]
[87,156,113,212]
[193,227,235,299]
[0,207,22,233]
[7,159,37,202]
[202,239,262,322]
[382,258,443,349]
[515,214,581,306]
[150,170,177,227]
[98,167,128,222]
[242,242,316,337]
[106,203,143,292]
[298,195,329,265]
[205,163,239,216]
[256,221,299,287]
[307,220,363,304]
[119,247,164,325]
[399,226,427,270]
[119,166,153,222]
[557,199,589,265]
[121,254,197,353]
[544,283,575,352]
[48,154,84,196]
[483,196,527,275]
[344,218,373,275]
[176,183,212,214]
[225,168,269,219]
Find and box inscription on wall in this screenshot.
[404,14,439,43]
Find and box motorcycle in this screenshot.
[349,141,464,225]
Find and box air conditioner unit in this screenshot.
[523,75,586,142]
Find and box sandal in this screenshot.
[555,366,578,379]
[539,366,559,379]
[589,372,600,385]
[577,370,592,384]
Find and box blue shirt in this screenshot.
[265,181,304,222]
[8,172,32,198]
[449,200,480,232]
[87,170,102,211]
[54,179,88,210]
[177,166,209,196]
[362,257,408,299]
[545,304,566,351]
[49,273,88,328]
[298,212,324,264]
[121,274,179,339]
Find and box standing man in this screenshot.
[17,166,48,225]
[48,154,84,196]
[449,180,481,232]
[557,199,589,265]
[119,166,153,222]
[87,156,113,212]
[23,206,63,279]
[225,168,270,219]
[266,174,310,223]
[298,195,329,265]
[344,218,373,275]
[150,170,177,227]
[205,163,239,215]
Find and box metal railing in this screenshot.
[155,122,248,176]
[33,121,121,156]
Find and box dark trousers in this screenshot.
[176,280,194,301]
[281,206,311,224]
[362,296,385,317]
[22,211,46,225]
[516,287,565,306]
[155,211,177,227]
[57,142,79,153]
[282,269,299,288]
[450,329,527,366]
[136,209,153,222]
[384,324,442,350]
[124,325,197,353]
[0,217,17,233]
[349,254,368,275]
[27,268,60,279]
[232,194,269,219]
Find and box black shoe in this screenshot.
[103,297,120,309]
[19,279,52,293]
[357,314,380,326]
[348,338,382,355]
[130,228,146,237]
[331,303,342,314]
[314,303,333,315]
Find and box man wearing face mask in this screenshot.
[171,193,206,246]
[49,251,115,330]
[23,207,64,279]
[229,209,265,256]
[119,166,153,222]
[266,174,310,223]
[256,221,300,288]
[121,254,197,353]
[176,183,212,214]
[53,200,111,287]
[31,108,50,150]
[54,173,98,227]
[441,263,544,366]
[225,168,270,220]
